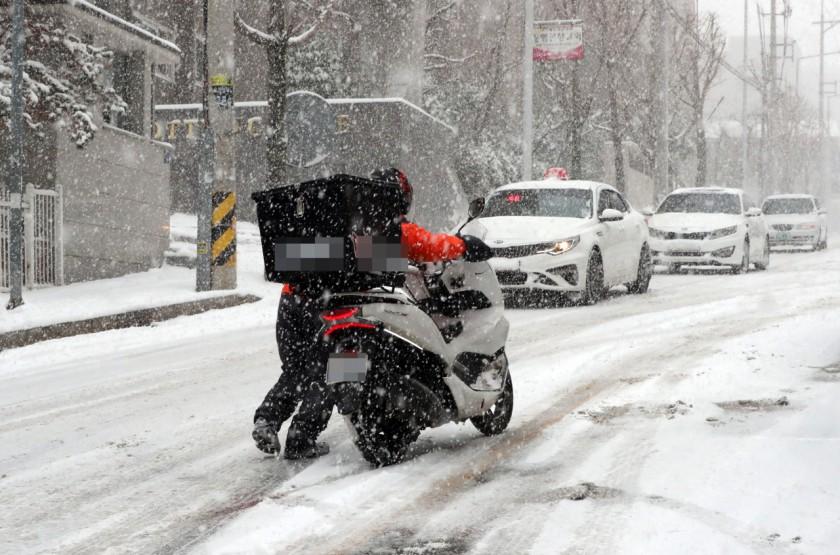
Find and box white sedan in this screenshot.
[762,194,829,250]
[648,187,770,274]
[464,180,652,304]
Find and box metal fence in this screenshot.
[0,185,63,292]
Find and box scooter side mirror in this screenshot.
[468,198,486,220]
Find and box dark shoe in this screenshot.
[283,441,330,460]
[252,418,280,454]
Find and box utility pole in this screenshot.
[741,0,749,190]
[654,0,670,201]
[197,0,237,291]
[766,0,777,197]
[819,0,828,203]
[797,51,840,98]
[809,5,840,201]
[569,0,582,178]
[6,0,25,310]
[522,0,534,181]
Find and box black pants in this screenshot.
[254,294,334,450]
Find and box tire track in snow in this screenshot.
[285,297,838,555]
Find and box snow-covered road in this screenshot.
[2,243,840,555]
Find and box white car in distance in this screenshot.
[648,187,770,274]
[762,194,828,250]
[464,180,652,305]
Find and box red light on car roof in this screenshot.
[544,167,569,180]
[321,307,360,322]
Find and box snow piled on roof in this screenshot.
[671,186,743,195]
[764,193,816,199]
[67,0,181,54]
[496,179,609,191]
[156,97,456,133]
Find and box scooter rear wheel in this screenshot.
[470,372,514,436]
[351,411,420,467]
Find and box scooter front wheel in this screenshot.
[470,372,514,436]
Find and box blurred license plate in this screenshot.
[777,232,791,240]
[326,353,369,384]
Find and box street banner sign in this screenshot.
[533,20,584,62]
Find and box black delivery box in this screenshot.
[252,174,407,291]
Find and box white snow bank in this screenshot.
[1,214,272,334]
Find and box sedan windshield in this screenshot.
[762,198,814,215]
[482,188,593,219]
[657,193,741,215]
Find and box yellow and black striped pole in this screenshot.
[209,190,236,289]
[212,191,236,269]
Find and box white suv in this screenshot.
[762,194,828,250]
[648,187,770,274]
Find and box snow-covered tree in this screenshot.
[423,0,520,198]
[588,0,649,193]
[675,13,726,187]
[0,7,126,147]
[287,34,354,98]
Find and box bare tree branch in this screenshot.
[424,52,477,65]
[426,1,457,32]
[234,11,279,47]
[289,0,338,45]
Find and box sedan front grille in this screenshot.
[772,224,793,231]
[680,231,710,240]
[492,242,557,258]
[667,251,705,257]
[659,231,710,240]
[495,270,529,285]
[493,243,555,258]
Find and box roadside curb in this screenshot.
[0,294,262,352]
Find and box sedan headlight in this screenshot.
[796,223,818,230]
[708,226,738,240]
[538,236,580,256]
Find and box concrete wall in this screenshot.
[56,125,172,283]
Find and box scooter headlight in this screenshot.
[538,236,580,256]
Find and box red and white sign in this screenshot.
[533,20,584,62]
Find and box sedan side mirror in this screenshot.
[746,207,762,217]
[468,198,486,219]
[599,208,624,222]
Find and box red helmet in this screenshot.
[370,167,413,214]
